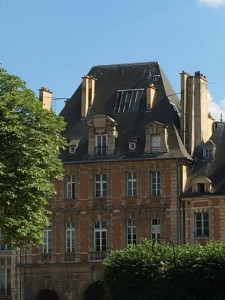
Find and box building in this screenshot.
[11,63,224,300]
[180,72,225,244]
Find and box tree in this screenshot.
[0,67,66,247]
[102,240,160,300]
[103,240,225,300]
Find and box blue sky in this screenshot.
[1,0,225,119]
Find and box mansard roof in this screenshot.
[184,122,225,194]
[60,62,192,163]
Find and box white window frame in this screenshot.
[94,221,107,252]
[151,135,161,153]
[95,135,107,155]
[151,218,161,240]
[127,219,137,245]
[43,228,52,254]
[69,145,77,153]
[0,258,11,296]
[127,172,137,196]
[195,212,209,237]
[65,175,75,199]
[95,174,107,198]
[129,141,136,150]
[151,171,161,196]
[66,222,75,253]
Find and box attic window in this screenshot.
[129,141,136,151]
[203,140,216,160]
[192,176,212,193]
[113,89,144,113]
[197,183,205,193]
[205,148,212,158]
[69,145,77,154]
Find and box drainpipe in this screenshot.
[176,159,182,245]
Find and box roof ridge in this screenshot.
[91,61,159,69]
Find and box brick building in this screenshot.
[5,62,224,300]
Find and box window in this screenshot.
[43,228,52,253]
[151,171,160,196]
[128,141,136,151]
[0,258,11,296]
[151,218,160,240]
[151,135,161,153]
[197,183,205,193]
[95,174,107,197]
[96,135,107,155]
[0,229,11,251]
[69,145,77,153]
[205,148,212,158]
[127,172,137,196]
[66,222,75,253]
[192,177,212,193]
[113,89,144,113]
[195,212,209,237]
[94,221,107,252]
[65,175,75,199]
[202,140,216,160]
[127,219,136,245]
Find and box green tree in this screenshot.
[103,241,225,300]
[0,67,66,247]
[102,240,162,300]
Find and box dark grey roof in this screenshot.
[184,122,225,194]
[60,62,192,163]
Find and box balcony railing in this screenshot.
[64,252,80,262]
[88,251,109,261]
[42,253,51,263]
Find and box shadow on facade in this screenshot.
[36,289,59,300]
[84,282,105,300]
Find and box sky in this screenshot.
[1,0,225,119]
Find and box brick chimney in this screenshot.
[39,87,52,111]
[81,75,96,119]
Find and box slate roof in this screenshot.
[60,62,192,163]
[184,122,225,194]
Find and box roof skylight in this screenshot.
[113,89,144,113]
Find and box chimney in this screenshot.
[180,71,209,155]
[39,87,52,111]
[81,75,96,119]
[146,83,156,110]
[180,71,189,145]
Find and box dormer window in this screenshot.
[69,145,77,154]
[192,176,212,193]
[68,139,80,154]
[88,114,118,157]
[95,134,107,155]
[128,141,136,151]
[202,140,216,160]
[144,121,168,154]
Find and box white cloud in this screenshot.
[208,91,225,121]
[198,0,225,7]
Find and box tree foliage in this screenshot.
[0,67,66,246]
[103,240,225,300]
